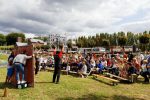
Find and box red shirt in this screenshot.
[53,51,63,58]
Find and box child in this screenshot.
[66,63,70,75]
[78,60,87,78]
[5,51,15,84]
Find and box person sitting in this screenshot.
[101,58,108,70]
[140,60,149,83]
[109,60,119,76]
[132,58,141,75]
[96,60,104,74]
[39,55,44,71]
[90,57,96,69]
[89,57,96,73]
[66,63,70,75]
[127,62,137,78]
[78,60,87,78]
[120,62,128,78]
[61,58,67,70]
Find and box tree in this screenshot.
[126,32,135,46]
[67,39,72,50]
[117,31,125,37]
[34,36,48,42]
[87,36,96,47]
[0,33,6,45]
[41,45,50,51]
[6,32,25,45]
[118,36,127,46]
[139,34,149,51]
[118,36,127,52]
[101,39,110,50]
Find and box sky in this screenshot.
[0,0,150,39]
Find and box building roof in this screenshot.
[16,42,28,46]
[30,39,44,44]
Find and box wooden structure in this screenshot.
[11,42,34,87]
[105,73,128,81]
[93,74,119,86]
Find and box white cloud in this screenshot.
[0,0,150,38]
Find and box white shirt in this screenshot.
[140,54,144,60]
[66,66,70,71]
[13,54,32,65]
[90,59,95,67]
[81,64,87,74]
[101,60,107,67]
[141,64,147,72]
[39,57,44,64]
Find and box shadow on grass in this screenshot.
[112,95,145,100]
[35,81,52,84]
[56,94,145,100]
[56,94,108,100]
[0,82,16,97]
[0,82,16,89]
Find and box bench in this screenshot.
[68,71,79,76]
[61,70,68,75]
[93,74,119,86]
[105,73,129,81]
[130,74,138,83]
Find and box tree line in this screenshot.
[0,32,25,46]
[0,31,150,52]
[0,32,50,50]
[74,31,150,51]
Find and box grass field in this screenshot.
[0,67,150,100]
[0,54,8,61]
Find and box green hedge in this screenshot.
[0,45,14,50]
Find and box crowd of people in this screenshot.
[5,47,150,85]
[34,50,150,83]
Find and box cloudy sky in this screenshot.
[0,0,150,38]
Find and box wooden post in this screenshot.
[3,88,8,97]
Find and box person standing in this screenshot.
[52,44,64,84]
[13,50,33,84]
[35,53,39,75]
[5,50,15,84]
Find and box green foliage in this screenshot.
[0,54,8,60]
[75,31,150,52]
[126,32,135,45]
[0,33,6,45]
[139,34,149,44]
[34,36,48,42]
[118,36,127,46]
[6,32,25,45]
[35,46,41,50]
[139,34,150,51]
[101,39,110,47]
[117,31,125,37]
[41,45,50,50]
[67,39,73,49]
[0,45,14,50]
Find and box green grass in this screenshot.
[0,54,8,61]
[0,67,150,100]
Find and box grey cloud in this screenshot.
[0,0,150,36]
